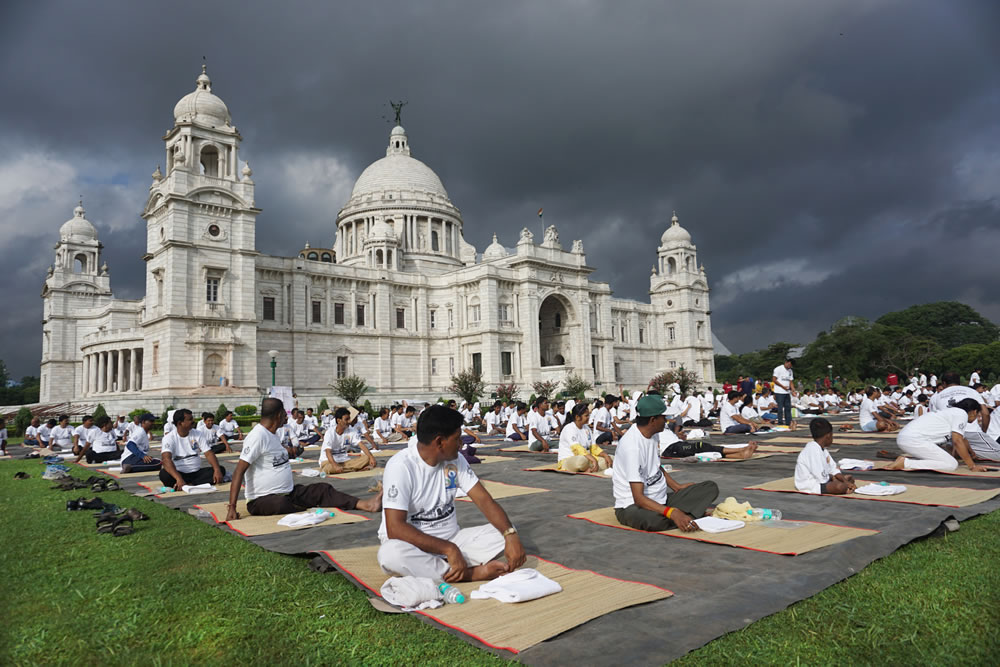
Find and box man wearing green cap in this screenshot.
[612,394,719,532]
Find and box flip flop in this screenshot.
[124,508,149,521]
[112,517,135,537]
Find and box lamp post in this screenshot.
[268,349,278,387]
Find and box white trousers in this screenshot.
[962,426,1000,462]
[377,524,505,579]
[897,433,958,471]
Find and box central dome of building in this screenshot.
[348,125,449,201]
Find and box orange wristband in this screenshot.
[663,507,674,519]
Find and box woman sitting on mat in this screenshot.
[557,404,613,472]
[612,395,719,532]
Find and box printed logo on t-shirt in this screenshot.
[639,463,663,488]
[387,484,399,500]
[411,504,455,525]
[271,451,290,468]
[443,463,459,490]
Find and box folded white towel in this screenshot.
[106,466,123,472]
[854,483,907,496]
[380,576,443,610]
[839,458,875,470]
[694,516,746,533]
[687,429,707,439]
[470,568,562,603]
[181,483,217,494]
[276,511,328,527]
[298,468,321,477]
[724,443,750,449]
[695,451,723,462]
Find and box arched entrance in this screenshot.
[539,294,572,367]
[204,352,226,385]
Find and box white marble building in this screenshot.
[39,66,718,409]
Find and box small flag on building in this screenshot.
[537,208,544,218]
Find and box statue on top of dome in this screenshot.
[390,100,407,126]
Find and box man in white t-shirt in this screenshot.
[75,415,122,464]
[483,403,505,435]
[290,410,321,446]
[612,395,719,531]
[969,369,981,387]
[71,415,97,456]
[527,398,553,452]
[218,412,243,450]
[225,398,381,519]
[158,409,226,490]
[120,413,160,473]
[719,392,756,434]
[377,405,525,581]
[859,387,899,432]
[24,417,41,447]
[303,408,321,433]
[0,419,7,456]
[112,416,129,442]
[320,407,377,474]
[394,406,416,438]
[373,408,405,444]
[771,359,796,426]
[38,419,56,449]
[504,403,529,441]
[884,399,986,472]
[50,415,75,452]
[794,418,856,494]
[593,395,624,444]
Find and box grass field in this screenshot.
[1,458,998,665]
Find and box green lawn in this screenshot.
[1,458,998,665]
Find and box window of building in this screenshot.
[469,304,481,324]
[307,252,318,261]
[321,253,332,262]
[431,358,437,375]
[589,306,597,332]
[614,362,621,380]
[208,224,220,237]
[206,277,219,303]
[501,351,513,376]
[334,302,345,325]
[396,308,405,329]
[262,297,275,321]
[591,354,597,372]
[670,360,677,368]
[312,300,322,324]
[356,304,365,326]
[472,352,482,375]
[639,327,644,343]
[620,325,626,342]
[432,230,440,251]
[555,312,561,329]
[336,356,347,379]
[697,321,704,340]
[449,357,455,375]
[668,324,676,343]
[429,309,437,329]
[152,343,159,375]
[448,309,454,329]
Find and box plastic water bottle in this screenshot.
[158,486,174,494]
[314,509,333,518]
[438,582,466,604]
[747,508,782,521]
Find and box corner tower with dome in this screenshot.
[39,65,717,410]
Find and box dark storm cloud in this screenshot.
[1,0,998,379]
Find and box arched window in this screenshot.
[667,257,677,275]
[685,256,691,271]
[431,230,440,251]
[554,312,562,329]
[74,253,88,274]
[321,253,332,262]
[387,250,393,267]
[375,249,384,266]
[307,252,318,260]
[200,145,219,177]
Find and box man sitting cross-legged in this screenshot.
[158,409,227,490]
[794,418,856,494]
[719,391,758,434]
[75,415,122,464]
[120,413,161,473]
[320,407,377,475]
[613,394,720,532]
[225,398,381,519]
[377,405,526,582]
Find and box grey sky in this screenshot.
[2,0,999,378]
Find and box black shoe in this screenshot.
[14,472,30,479]
[80,497,105,511]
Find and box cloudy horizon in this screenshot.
[2,0,999,379]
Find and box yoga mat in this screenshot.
[869,462,1000,479]
[137,481,233,498]
[764,437,872,446]
[567,507,878,555]
[193,501,369,536]
[456,479,549,502]
[328,455,516,479]
[661,452,780,462]
[522,463,610,479]
[499,444,555,454]
[316,545,672,654]
[744,477,1000,508]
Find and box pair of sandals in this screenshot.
[97,515,134,537]
[67,497,107,511]
[91,478,120,492]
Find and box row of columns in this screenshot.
[339,215,460,258]
[83,347,143,395]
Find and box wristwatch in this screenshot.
[502,526,517,537]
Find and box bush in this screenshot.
[92,403,108,421]
[317,398,330,413]
[529,393,537,406]
[648,369,701,396]
[234,415,257,429]
[332,375,369,406]
[563,372,592,399]
[15,407,32,436]
[531,380,559,399]
[449,368,486,406]
[215,403,229,422]
[495,382,519,403]
[362,399,373,416]
[128,408,150,420]
[234,404,257,417]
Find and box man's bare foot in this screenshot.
[356,490,383,513]
[883,456,907,470]
[465,560,509,581]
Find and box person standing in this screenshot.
[771,359,796,426]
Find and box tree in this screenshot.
[876,302,1000,349]
[449,368,486,406]
[215,403,229,422]
[648,369,701,396]
[15,407,33,436]
[494,382,519,403]
[92,403,108,421]
[562,372,592,399]
[531,380,559,399]
[317,398,330,413]
[331,375,369,406]
[877,327,943,377]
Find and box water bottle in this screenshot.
[438,582,466,604]
[314,509,333,518]
[158,486,174,493]
[747,508,782,521]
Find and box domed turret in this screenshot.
[482,234,507,261]
[173,65,232,128]
[660,211,691,245]
[348,125,449,201]
[60,203,98,241]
